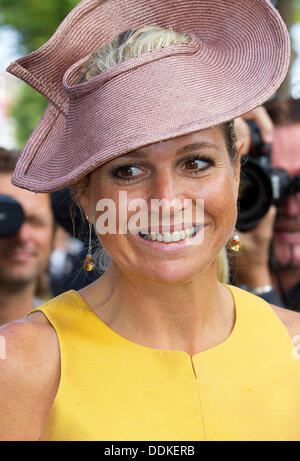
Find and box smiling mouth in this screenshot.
[139,226,200,243]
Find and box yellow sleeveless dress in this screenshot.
[29,284,300,441]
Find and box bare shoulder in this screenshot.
[0,312,60,440]
[270,304,300,339]
[0,310,59,367]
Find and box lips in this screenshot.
[130,223,207,256]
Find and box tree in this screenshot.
[1,0,79,147]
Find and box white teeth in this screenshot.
[171,231,181,242]
[140,227,197,242]
[185,227,194,237]
[180,230,186,240]
[163,233,172,242]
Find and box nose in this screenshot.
[150,171,184,216]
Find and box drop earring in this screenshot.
[230,231,242,252]
[84,219,95,271]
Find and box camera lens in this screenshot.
[236,161,273,231]
[0,195,25,236]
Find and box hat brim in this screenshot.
[7,0,290,193]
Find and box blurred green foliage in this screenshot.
[1,0,79,148]
[294,0,300,22]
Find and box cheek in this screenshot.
[199,174,238,225]
[34,228,54,254]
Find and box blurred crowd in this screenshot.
[0,150,101,324]
[0,97,299,324]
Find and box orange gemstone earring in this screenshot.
[84,219,95,271]
[230,231,242,252]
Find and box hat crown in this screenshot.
[7,0,290,111]
[63,33,201,97]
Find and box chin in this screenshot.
[273,241,300,268]
[109,231,226,284]
[132,258,212,285]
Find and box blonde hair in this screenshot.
[77,26,229,283]
[78,26,192,83]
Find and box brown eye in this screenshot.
[185,159,199,170]
[119,167,134,177]
[183,158,209,171]
[113,165,143,181]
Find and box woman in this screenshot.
[1,0,300,441]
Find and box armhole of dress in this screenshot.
[226,284,297,348]
[28,307,64,438]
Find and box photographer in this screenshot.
[232,100,300,311]
[0,148,54,324]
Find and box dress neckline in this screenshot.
[70,284,240,359]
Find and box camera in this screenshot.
[236,123,300,231]
[0,195,25,236]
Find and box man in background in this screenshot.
[0,148,54,324]
[233,100,300,311]
[266,99,300,309]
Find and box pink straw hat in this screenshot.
[7,0,290,193]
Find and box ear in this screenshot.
[73,178,90,218]
[234,117,251,156]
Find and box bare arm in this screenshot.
[0,313,60,441]
[270,304,300,339]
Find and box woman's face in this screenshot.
[82,126,241,284]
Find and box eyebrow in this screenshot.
[124,142,218,160]
[177,142,218,154]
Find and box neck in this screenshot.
[0,282,37,325]
[83,263,235,356]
